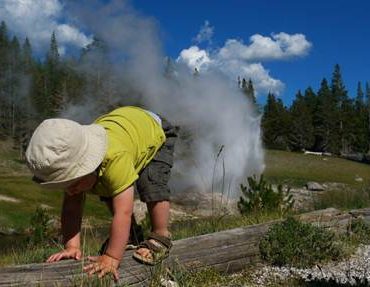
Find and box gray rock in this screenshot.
[306,182,325,191]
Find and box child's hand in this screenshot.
[83,254,120,281]
[46,246,82,262]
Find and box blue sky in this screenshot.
[1,0,369,105]
[132,0,370,105]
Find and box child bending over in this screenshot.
[25,106,177,280]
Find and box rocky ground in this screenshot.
[247,244,370,286]
[160,244,370,287]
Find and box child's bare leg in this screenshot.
[135,200,170,258]
[147,200,170,236]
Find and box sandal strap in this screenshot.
[148,232,172,249]
[137,240,163,252]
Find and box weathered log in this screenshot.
[0,208,357,286]
[0,221,275,286]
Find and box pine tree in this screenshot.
[0,21,9,139]
[8,36,22,138]
[262,93,290,149]
[0,21,9,66]
[79,36,115,112]
[241,78,256,103]
[352,82,368,152]
[356,82,365,111]
[315,78,335,152]
[164,57,176,79]
[45,32,64,116]
[47,32,60,66]
[288,89,315,151]
[366,82,370,153]
[14,37,36,157]
[331,64,352,154]
[21,38,33,72]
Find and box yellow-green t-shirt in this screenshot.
[91,106,165,197]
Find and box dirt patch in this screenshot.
[0,195,20,203]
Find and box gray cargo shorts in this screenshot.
[135,118,178,202]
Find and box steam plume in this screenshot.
[63,0,264,196]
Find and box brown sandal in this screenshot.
[132,232,172,265]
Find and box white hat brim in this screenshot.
[37,124,107,189]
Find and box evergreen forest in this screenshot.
[0,20,369,157]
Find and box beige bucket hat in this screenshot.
[25,118,107,189]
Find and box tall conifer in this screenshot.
[353,82,368,152]
[331,64,352,153]
[262,93,290,149]
[288,90,315,151]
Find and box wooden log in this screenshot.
[0,208,355,286]
[0,221,275,287]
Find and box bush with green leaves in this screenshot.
[28,206,54,246]
[237,175,294,216]
[259,217,343,268]
[347,218,370,245]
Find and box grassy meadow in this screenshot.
[2,147,370,231]
[0,141,111,231]
[2,145,370,286]
[264,149,370,186]
[0,176,111,230]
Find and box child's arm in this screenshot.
[84,185,134,280]
[47,192,85,262]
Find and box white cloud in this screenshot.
[56,24,92,48]
[178,32,311,96]
[219,32,312,61]
[193,20,214,44]
[228,61,284,94]
[0,0,92,54]
[177,46,212,71]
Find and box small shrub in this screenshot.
[347,218,370,245]
[237,175,294,216]
[259,217,343,268]
[28,206,54,246]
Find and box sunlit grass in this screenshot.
[0,176,111,230]
[264,149,370,186]
[0,221,106,266]
[313,185,370,211]
[171,211,283,241]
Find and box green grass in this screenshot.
[2,145,370,285]
[171,211,283,240]
[264,149,370,186]
[2,148,370,230]
[0,220,107,266]
[313,186,370,210]
[0,176,111,230]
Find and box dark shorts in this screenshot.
[136,118,178,202]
